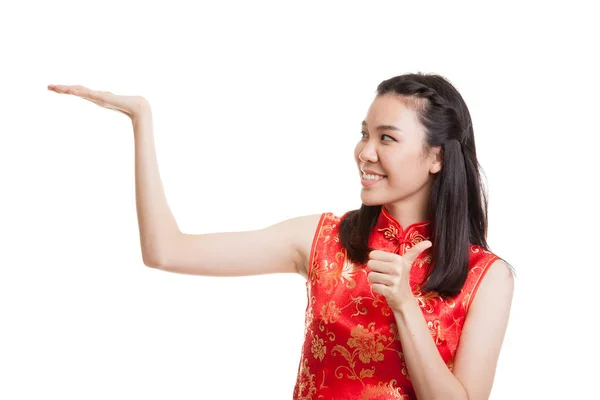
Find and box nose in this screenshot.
[358,141,378,163]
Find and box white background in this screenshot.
[1,0,598,398]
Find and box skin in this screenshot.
[48,85,513,399]
[354,93,514,399]
[356,93,439,312]
[355,93,442,230]
[47,84,149,119]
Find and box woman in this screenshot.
[48,72,514,399]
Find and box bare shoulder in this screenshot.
[278,213,324,279]
[479,259,514,298]
[452,258,514,399]
[468,258,514,318]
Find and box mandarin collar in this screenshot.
[371,206,432,255]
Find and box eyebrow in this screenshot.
[361,120,402,132]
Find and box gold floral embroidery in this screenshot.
[440,314,465,345]
[377,224,405,254]
[310,249,361,295]
[444,297,456,308]
[320,301,341,324]
[320,215,340,244]
[318,322,336,343]
[330,322,395,385]
[347,295,368,318]
[295,357,317,400]
[427,320,444,345]
[405,230,427,250]
[447,358,455,372]
[412,253,432,269]
[358,379,410,400]
[304,296,315,336]
[309,249,337,294]
[319,370,328,391]
[378,224,400,241]
[412,284,439,313]
[413,284,455,312]
[311,335,326,361]
[400,355,410,381]
[339,250,361,290]
[316,300,340,342]
[347,324,386,363]
[461,292,470,311]
[387,325,411,381]
[377,224,428,254]
[388,323,400,341]
[330,343,376,385]
[470,244,491,254]
[344,291,392,318]
[307,215,345,292]
[317,320,335,343]
[370,290,393,316]
[296,209,483,397]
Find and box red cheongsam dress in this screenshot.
[293,206,499,399]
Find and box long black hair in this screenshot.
[339,72,491,297]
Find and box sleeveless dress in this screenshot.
[293,207,499,399]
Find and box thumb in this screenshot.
[403,240,432,265]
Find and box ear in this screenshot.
[429,146,443,174]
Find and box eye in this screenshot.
[360,132,396,142]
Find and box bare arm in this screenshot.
[451,259,514,399]
[129,102,321,276]
[47,84,320,276]
[131,107,182,267]
[130,104,321,276]
[155,214,321,277]
[48,85,176,266]
[393,259,514,400]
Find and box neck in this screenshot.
[383,183,431,228]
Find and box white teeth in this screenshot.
[363,173,385,181]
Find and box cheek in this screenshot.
[386,156,426,183]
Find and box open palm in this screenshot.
[47,84,149,119]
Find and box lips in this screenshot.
[361,169,387,177]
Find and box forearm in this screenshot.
[394,300,467,400]
[132,107,180,266]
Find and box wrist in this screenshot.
[393,295,419,318]
[131,108,152,131]
[131,99,152,122]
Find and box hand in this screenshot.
[367,240,433,312]
[47,84,150,120]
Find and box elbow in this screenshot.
[431,382,469,400]
[432,393,468,400]
[143,252,168,269]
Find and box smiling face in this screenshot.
[354,93,442,216]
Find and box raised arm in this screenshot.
[48,85,178,267]
[155,214,321,277]
[48,84,320,277]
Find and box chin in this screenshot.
[359,194,384,207]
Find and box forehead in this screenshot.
[364,94,422,131]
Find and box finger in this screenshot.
[367,259,395,274]
[403,240,433,265]
[371,283,388,297]
[48,84,73,93]
[49,85,116,107]
[69,85,100,100]
[47,84,89,96]
[368,271,393,286]
[369,249,398,262]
